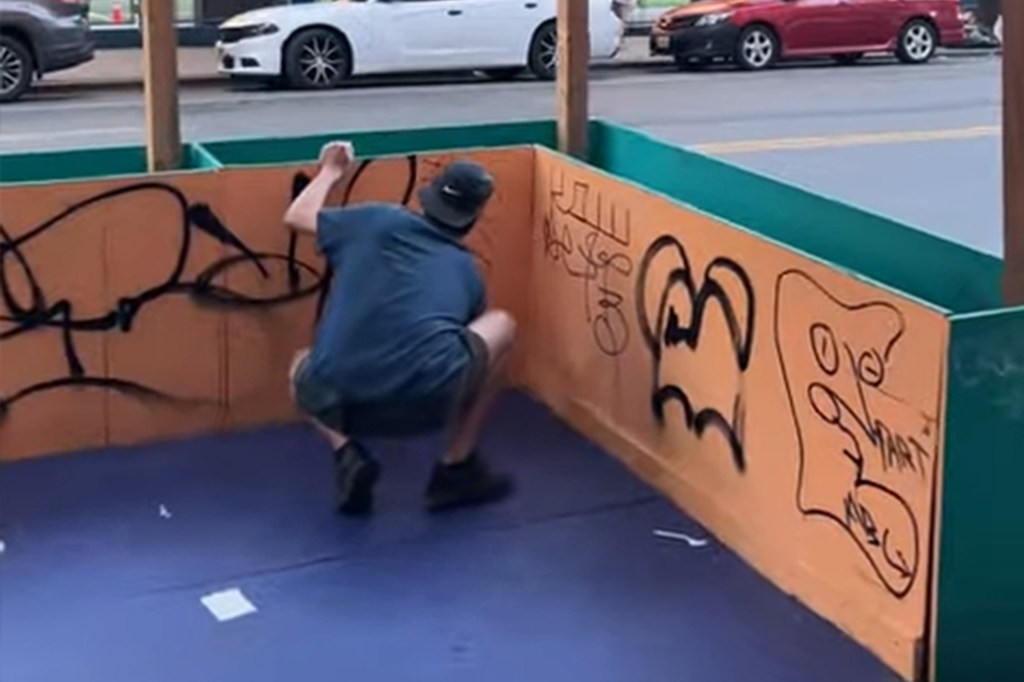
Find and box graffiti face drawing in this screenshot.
[636,235,755,473]
[774,269,935,599]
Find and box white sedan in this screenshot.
[216,0,626,88]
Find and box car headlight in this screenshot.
[231,23,280,39]
[694,12,732,27]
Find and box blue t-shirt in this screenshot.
[305,202,486,403]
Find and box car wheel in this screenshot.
[896,19,937,64]
[0,35,33,104]
[735,25,778,71]
[528,22,557,80]
[481,67,524,81]
[833,52,864,66]
[283,28,351,90]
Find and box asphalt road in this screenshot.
[0,53,1003,255]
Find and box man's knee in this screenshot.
[289,348,310,380]
[288,348,311,403]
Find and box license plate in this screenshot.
[655,35,670,49]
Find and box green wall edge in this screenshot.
[0,143,221,185]
[0,119,554,184]
[935,306,1024,681]
[200,119,557,167]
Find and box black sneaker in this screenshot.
[333,441,380,516]
[425,452,513,512]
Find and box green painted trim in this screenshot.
[946,304,1024,321]
[201,119,557,168]
[934,308,1024,681]
[0,143,217,186]
[187,143,224,171]
[0,121,551,186]
[588,119,1003,314]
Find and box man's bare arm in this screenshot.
[284,141,355,236]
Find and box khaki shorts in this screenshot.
[292,330,490,438]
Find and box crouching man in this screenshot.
[285,141,515,515]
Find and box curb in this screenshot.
[37,76,227,94]
[37,59,662,93]
[34,47,998,94]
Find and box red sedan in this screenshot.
[650,0,967,70]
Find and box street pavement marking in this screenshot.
[691,125,1000,155]
[2,123,999,156]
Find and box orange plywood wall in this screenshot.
[0,148,534,461]
[524,148,949,680]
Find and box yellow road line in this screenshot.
[691,125,1001,155]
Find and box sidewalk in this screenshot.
[39,36,997,91]
[36,37,661,90]
[41,46,228,89]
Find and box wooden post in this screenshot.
[1004,1,1024,304]
[557,0,589,159]
[141,0,182,172]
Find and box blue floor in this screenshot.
[0,392,900,682]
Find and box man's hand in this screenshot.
[284,141,356,237]
[319,141,355,180]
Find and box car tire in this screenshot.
[481,67,524,81]
[528,22,557,80]
[0,35,34,104]
[735,24,778,71]
[896,19,938,64]
[283,27,351,90]
[833,52,864,66]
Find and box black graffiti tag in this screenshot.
[636,235,755,472]
[0,181,327,415]
[774,269,932,599]
[542,171,633,356]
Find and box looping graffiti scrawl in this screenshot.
[0,153,490,419]
[774,269,938,599]
[0,181,327,415]
[636,235,755,473]
[542,168,634,356]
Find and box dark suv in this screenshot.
[0,0,94,103]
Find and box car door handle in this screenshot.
[525,2,538,7]
[448,9,462,15]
